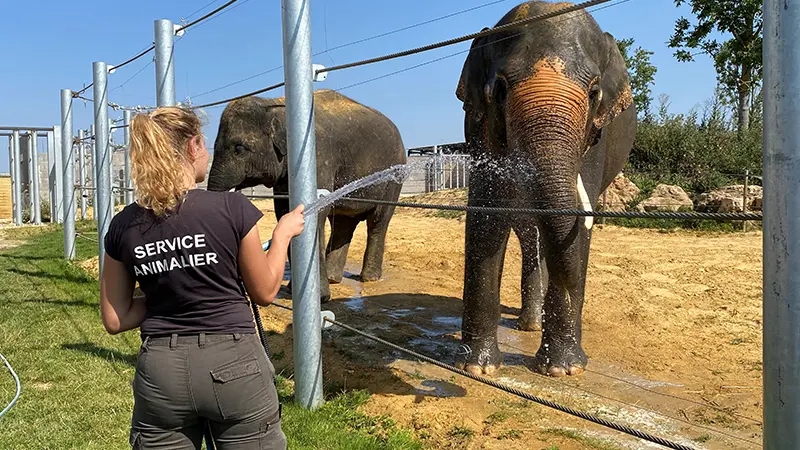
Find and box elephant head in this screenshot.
[206,97,288,192]
[456,2,633,219]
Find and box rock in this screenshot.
[636,184,694,212]
[598,173,640,212]
[695,185,763,213]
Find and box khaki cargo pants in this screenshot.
[129,332,286,450]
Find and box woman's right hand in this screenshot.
[274,204,306,241]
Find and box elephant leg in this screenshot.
[514,223,548,332]
[457,210,511,376]
[360,205,396,282]
[532,221,591,377]
[325,215,359,284]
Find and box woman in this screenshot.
[99,106,303,449]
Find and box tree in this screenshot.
[667,0,763,138]
[617,38,658,122]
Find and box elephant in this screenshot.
[454,1,637,377]
[206,89,407,302]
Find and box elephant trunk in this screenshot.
[507,69,592,242]
[206,160,234,192]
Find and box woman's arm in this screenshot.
[99,254,145,335]
[239,205,305,306]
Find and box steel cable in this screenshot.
[267,301,696,450]
[176,0,240,33]
[187,0,517,100]
[316,0,616,76]
[246,194,763,221]
[187,0,621,110]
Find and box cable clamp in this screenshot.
[312,64,327,82]
[321,310,335,329]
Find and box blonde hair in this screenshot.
[129,106,203,216]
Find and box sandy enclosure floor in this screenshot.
[249,192,763,450]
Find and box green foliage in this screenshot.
[668,0,763,134]
[626,93,762,195]
[616,38,658,120]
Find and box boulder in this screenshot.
[636,184,694,212]
[598,173,640,212]
[695,185,763,213]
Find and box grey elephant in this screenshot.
[454,1,637,376]
[206,89,407,302]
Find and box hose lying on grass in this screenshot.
[0,352,21,420]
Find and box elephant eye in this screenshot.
[234,144,247,154]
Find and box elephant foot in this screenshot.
[359,265,382,283]
[327,276,343,285]
[454,338,503,376]
[531,340,587,377]
[359,272,382,283]
[516,312,542,332]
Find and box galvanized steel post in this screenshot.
[50,129,63,223]
[30,131,41,224]
[281,0,324,409]
[123,110,133,205]
[90,125,97,218]
[93,62,112,278]
[154,19,176,106]
[47,130,55,220]
[8,138,15,224]
[61,89,75,260]
[11,131,21,225]
[25,133,34,221]
[763,0,800,446]
[78,129,87,220]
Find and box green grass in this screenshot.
[0,224,422,450]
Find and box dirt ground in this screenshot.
[251,191,763,450]
[59,191,763,449]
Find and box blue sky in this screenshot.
[0,0,719,173]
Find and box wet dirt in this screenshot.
[251,193,763,450]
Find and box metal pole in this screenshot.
[52,129,63,223]
[11,131,21,225]
[8,137,17,224]
[24,133,34,221]
[90,125,97,218]
[30,131,41,224]
[93,62,112,278]
[281,0,324,410]
[61,89,75,260]
[763,0,800,446]
[154,19,176,107]
[109,135,117,212]
[47,130,55,220]
[123,110,133,204]
[78,129,87,220]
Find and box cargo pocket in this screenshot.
[210,357,268,420]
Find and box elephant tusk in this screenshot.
[577,174,594,230]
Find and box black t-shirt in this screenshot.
[104,189,264,338]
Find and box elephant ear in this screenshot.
[593,32,634,129]
[456,28,491,103]
[269,113,287,156]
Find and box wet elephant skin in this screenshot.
[454,1,637,377]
